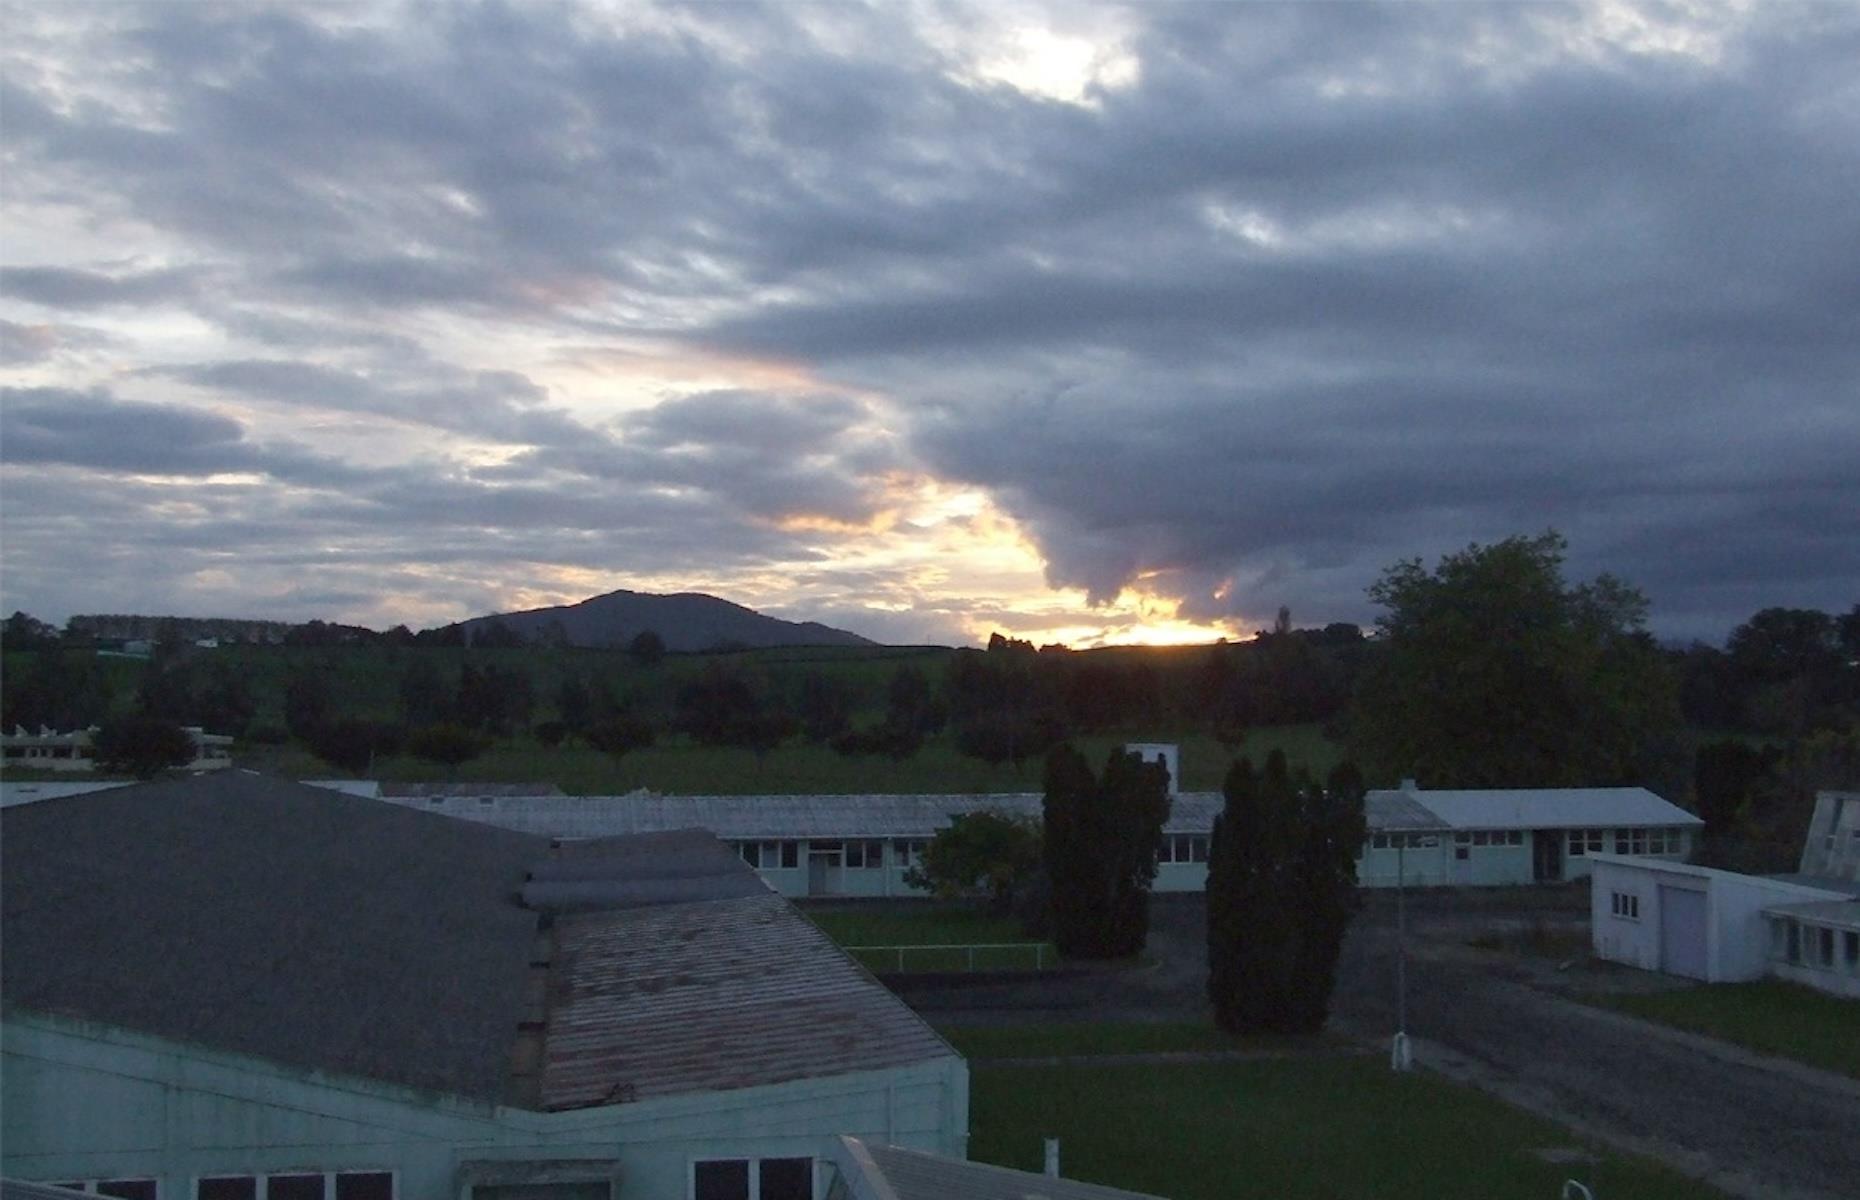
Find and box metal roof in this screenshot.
[0,780,132,808]
[1364,792,1451,831]
[371,789,1241,841]
[832,1137,1166,1200]
[1373,786,1702,831]
[382,780,565,798]
[540,892,956,1110]
[1760,898,1860,932]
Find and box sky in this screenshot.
[2,1,1856,648]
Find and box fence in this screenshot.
[846,942,1052,972]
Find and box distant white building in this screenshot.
[1590,791,1860,999]
[318,749,1702,896]
[0,726,232,773]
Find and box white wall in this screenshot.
[2,1013,968,1200]
[1589,857,1849,983]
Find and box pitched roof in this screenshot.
[359,788,1228,841]
[1,771,547,1105]
[541,889,955,1109]
[3,774,955,1112]
[1371,786,1702,831]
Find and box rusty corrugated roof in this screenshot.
[540,891,956,1109]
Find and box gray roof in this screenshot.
[540,892,955,1110]
[382,780,565,798]
[369,789,1232,841]
[0,780,132,808]
[1760,898,1860,931]
[2,771,548,1105]
[833,1137,1167,1200]
[1364,791,1451,831]
[3,773,951,1112]
[1371,786,1702,831]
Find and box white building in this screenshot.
[2,773,967,1200]
[0,726,233,773]
[1589,790,1860,999]
[317,752,1701,896]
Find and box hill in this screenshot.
[456,588,877,651]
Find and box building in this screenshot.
[1358,782,1701,887]
[2,772,967,1200]
[0,726,233,773]
[319,753,1701,896]
[1589,790,1860,998]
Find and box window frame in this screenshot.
[192,1171,395,1200]
[687,1158,815,1200]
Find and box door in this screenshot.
[1659,885,1709,979]
[1532,830,1563,882]
[808,850,841,896]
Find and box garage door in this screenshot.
[1659,885,1709,980]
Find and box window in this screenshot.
[199,1180,257,1200]
[1156,835,1208,865]
[1818,927,1836,969]
[691,1159,812,1200]
[1453,833,1470,861]
[893,838,927,867]
[844,840,884,869]
[1370,834,1391,850]
[1568,829,1605,856]
[197,1173,391,1200]
[268,1179,322,1200]
[1786,920,1802,965]
[780,841,799,869]
[1507,830,1523,846]
[1610,891,1640,920]
[1614,828,1649,855]
[1844,930,1859,971]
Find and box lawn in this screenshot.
[806,907,1055,972]
[1588,980,1860,1079]
[969,1056,1717,1200]
[939,1021,1299,1059]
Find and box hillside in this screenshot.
[456,588,877,651]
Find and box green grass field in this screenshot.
[4,642,1352,793]
[969,1056,1717,1200]
[806,907,1055,972]
[1588,980,1860,1079]
[240,722,1341,794]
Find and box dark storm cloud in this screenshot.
[2,2,1857,636]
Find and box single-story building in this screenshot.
[321,750,1701,896]
[2,772,967,1200]
[1589,790,1860,998]
[0,725,232,773]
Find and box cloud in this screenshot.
[1,2,1856,641]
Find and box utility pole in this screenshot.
[1391,835,1412,1072]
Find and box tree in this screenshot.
[903,810,1042,914]
[1206,751,1366,1033]
[306,718,402,775]
[2,611,58,650]
[796,671,853,742]
[586,712,656,763]
[1042,745,1171,959]
[400,658,452,727]
[93,716,194,779]
[674,664,793,758]
[1350,532,1680,788]
[405,723,487,772]
[283,670,334,741]
[628,630,667,667]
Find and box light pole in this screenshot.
[1391,834,1412,1072]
